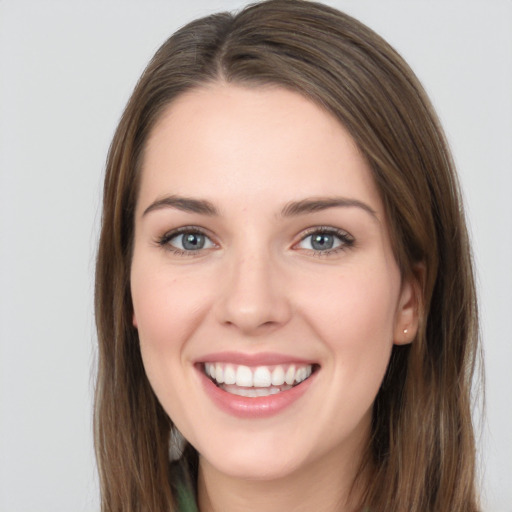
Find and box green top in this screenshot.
[172,461,199,512]
[176,480,198,512]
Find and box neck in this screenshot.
[197,438,369,512]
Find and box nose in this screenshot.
[215,248,292,335]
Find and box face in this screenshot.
[130,84,418,482]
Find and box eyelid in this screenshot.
[156,225,218,255]
[155,224,354,256]
[293,226,355,254]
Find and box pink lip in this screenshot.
[195,351,316,366]
[196,364,318,419]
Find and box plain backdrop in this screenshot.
[0,1,511,510]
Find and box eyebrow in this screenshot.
[142,194,377,220]
[281,197,378,219]
[142,195,219,217]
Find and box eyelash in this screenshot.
[295,226,355,256]
[156,226,355,257]
[156,227,215,257]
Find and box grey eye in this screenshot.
[168,231,214,251]
[298,231,344,252]
[310,233,336,250]
[182,233,206,250]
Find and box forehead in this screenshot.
[138,83,383,217]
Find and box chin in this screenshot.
[197,439,307,481]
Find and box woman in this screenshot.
[94,1,480,510]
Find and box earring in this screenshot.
[403,328,408,334]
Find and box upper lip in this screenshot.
[194,351,317,366]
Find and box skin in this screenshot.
[130,83,419,512]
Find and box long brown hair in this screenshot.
[94,1,480,510]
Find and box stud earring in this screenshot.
[403,328,408,334]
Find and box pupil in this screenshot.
[182,233,205,250]
[312,233,333,250]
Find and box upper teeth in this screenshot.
[204,363,313,387]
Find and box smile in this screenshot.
[203,363,315,397]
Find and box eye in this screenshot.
[158,228,215,254]
[296,227,354,254]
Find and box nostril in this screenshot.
[214,262,292,332]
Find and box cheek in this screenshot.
[305,266,399,338]
[130,257,210,395]
[130,263,214,421]
[131,263,209,349]
[298,263,400,395]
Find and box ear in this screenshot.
[393,263,425,345]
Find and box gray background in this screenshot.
[1,1,510,510]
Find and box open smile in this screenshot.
[203,362,315,397]
[196,357,320,417]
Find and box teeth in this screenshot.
[271,366,285,386]
[295,366,312,384]
[205,363,214,378]
[236,365,253,387]
[204,362,314,390]
[215,364,224,384]
[223,364,236,385]
[222,385,293,397]
[285,365,296,385]
[253,367,272,387]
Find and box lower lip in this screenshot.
[198,368,317,418]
